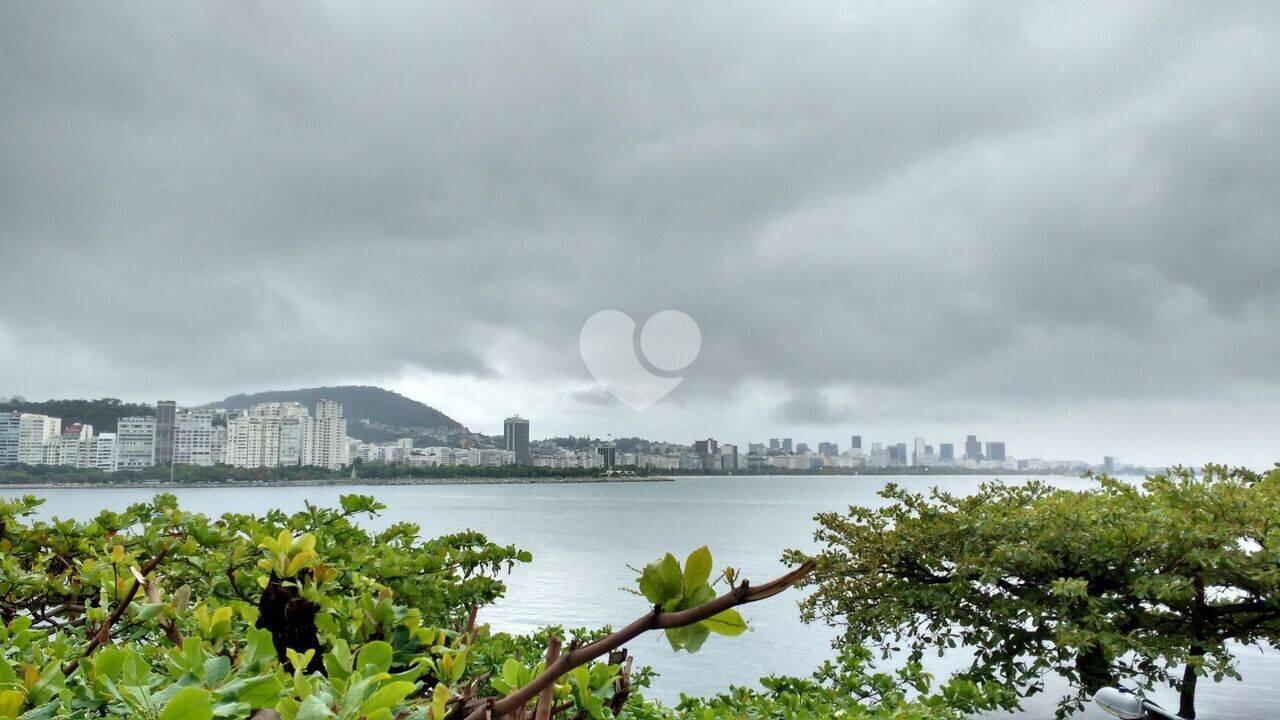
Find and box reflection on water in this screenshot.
[4,475,1275,719]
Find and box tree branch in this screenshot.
[61,542,173,675]
[464,560,815,720]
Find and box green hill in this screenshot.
[0,398,155,432]
[205,385,465,441]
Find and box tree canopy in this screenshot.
[0,493,993,719]
[789,465,1280,718]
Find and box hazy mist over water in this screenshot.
[4,476,1276,719]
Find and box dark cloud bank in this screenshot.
[2,2,1278,465]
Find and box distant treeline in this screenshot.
[0,398,155,433]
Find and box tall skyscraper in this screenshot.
[818,442,838,457]
[504,416,531,465]
[965,434,982,461]
[939,443,955,461]
[154,400,176,466]
[985,441,1006,462]
[849,435,862,451]
[769,438,780,451]
[782,438,793,453]
[1104,456,1117,473]
[888,443,907,466]
[912,436,927,465]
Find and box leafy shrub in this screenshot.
[0,493,973,719]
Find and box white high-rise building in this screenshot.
[223,402,324,469]
[47,424,95,468]
[224,413,281,468]
[17,414,61,464]
[279,414,307,466]
[116,417,157,469]
[93,433,117,471]
[222,413,249,467]
[0,413,19,465]
[173,410,219,466]
[219,400,347,470]
[211,425,226,465]
[305,400,347,470]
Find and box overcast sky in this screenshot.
[2,2,1278,467]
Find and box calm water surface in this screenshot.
[3,475,1275,719]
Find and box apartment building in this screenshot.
[116,416,156,469]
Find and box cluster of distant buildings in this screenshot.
[1,400,1126,476]
[661,435,1112,474]
[516,430,1121,475]
[0,399,348,472]
[364,421,1125,474]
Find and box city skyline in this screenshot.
[3,392,1137,474]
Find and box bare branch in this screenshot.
[61,542,173,675]
[464,560,816,720]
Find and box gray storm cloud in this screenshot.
[1,2,1278,465]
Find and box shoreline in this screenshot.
[0,475,675,490]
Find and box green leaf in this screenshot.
[241,628,278,668]
[132,602,165,622]
[358,681,415,715]
[500,658,524,691]
[685,583,716,608]
[356,641,393,676]
[221,674,283,708]
[202,655,232,686]
[682,623,710,652]
[659,553,683,602]
[639,562,669,605]
[159,687,213,720]
[683,546,713,591]
[323,640,353,681]
[703,609,748,636]
[295,694,336,720]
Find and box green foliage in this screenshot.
[673,646,1013,720]
[636,548,745,652]
[0,493,979,719]
[0,493,528,718]
[0,398,155,433]
[789,464,1280,717]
